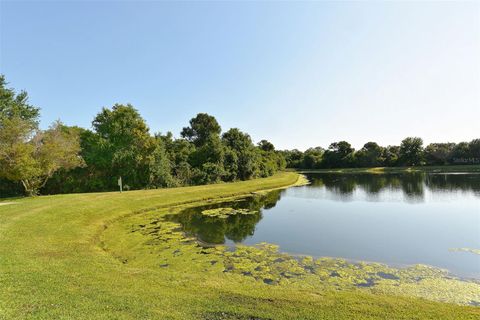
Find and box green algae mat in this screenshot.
[1,172,479,319]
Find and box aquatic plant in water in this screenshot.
[112,209,480,306]
[201,207,258,218]
[450,248,480,256]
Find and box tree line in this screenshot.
[0,76,285,196]
[282,138,480,169]
[1,75,478,197]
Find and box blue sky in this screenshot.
[1,1,479,150]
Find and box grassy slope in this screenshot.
[0,172,478,319]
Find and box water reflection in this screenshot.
[168,172,480,278]
[170,173,480,245]
[307,172,480,202]
[426,173,480,195]
[168,190,283,244]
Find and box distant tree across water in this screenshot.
[281,137,480,169]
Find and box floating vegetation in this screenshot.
[105,209,480,307]
[450,248,480,256]
[201,207,258,219]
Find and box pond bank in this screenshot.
[1,172,479,319]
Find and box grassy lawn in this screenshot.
[298,164,480,174]
[1,172,479,319]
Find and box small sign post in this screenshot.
[118,176,122,193]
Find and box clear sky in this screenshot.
[1,1,479,150]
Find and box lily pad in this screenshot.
[449,248,480,255]
[201,207,258,218]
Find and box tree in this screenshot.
[382,145,400,167]
[0,119,84,195]
[424,143,455,165]
[222,128,257,180]
[322,141,355,168]
[0,76,40,193]
[303,147,324,169]
[0,76,82,196]
[257,147,284,177]
[449,140,480,164]
[181,113,221,147]
[159,133,196,186]
[330,141,354,157]
[32,122,84,191]
[223,147,239,181]
[41,126,94,194]
[356,142,384,167]
[0,75,40,125]
[189,135,225,184]
[180,113,227,184]
[258,140,275,152]
[149,137,176,188]
[468,139,480,159]
[90,104,166,189]
[0,117,39,195]
[399,137,424,166]
[282,149,304,168]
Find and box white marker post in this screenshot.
[118,176,122,193]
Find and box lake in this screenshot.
[168,172,480,279]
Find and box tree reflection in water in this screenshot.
[167,190,283,244]
[168,172,480,245]
[308,172,480,202]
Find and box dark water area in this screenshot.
[168,172,480,279]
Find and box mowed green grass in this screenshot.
[0,172,479,319]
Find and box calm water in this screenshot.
[169,172,480,279]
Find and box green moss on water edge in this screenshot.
[103,207,480,307]
[450,248,480,256]
[201,207,258,218]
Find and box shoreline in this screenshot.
[297,164,480,174]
